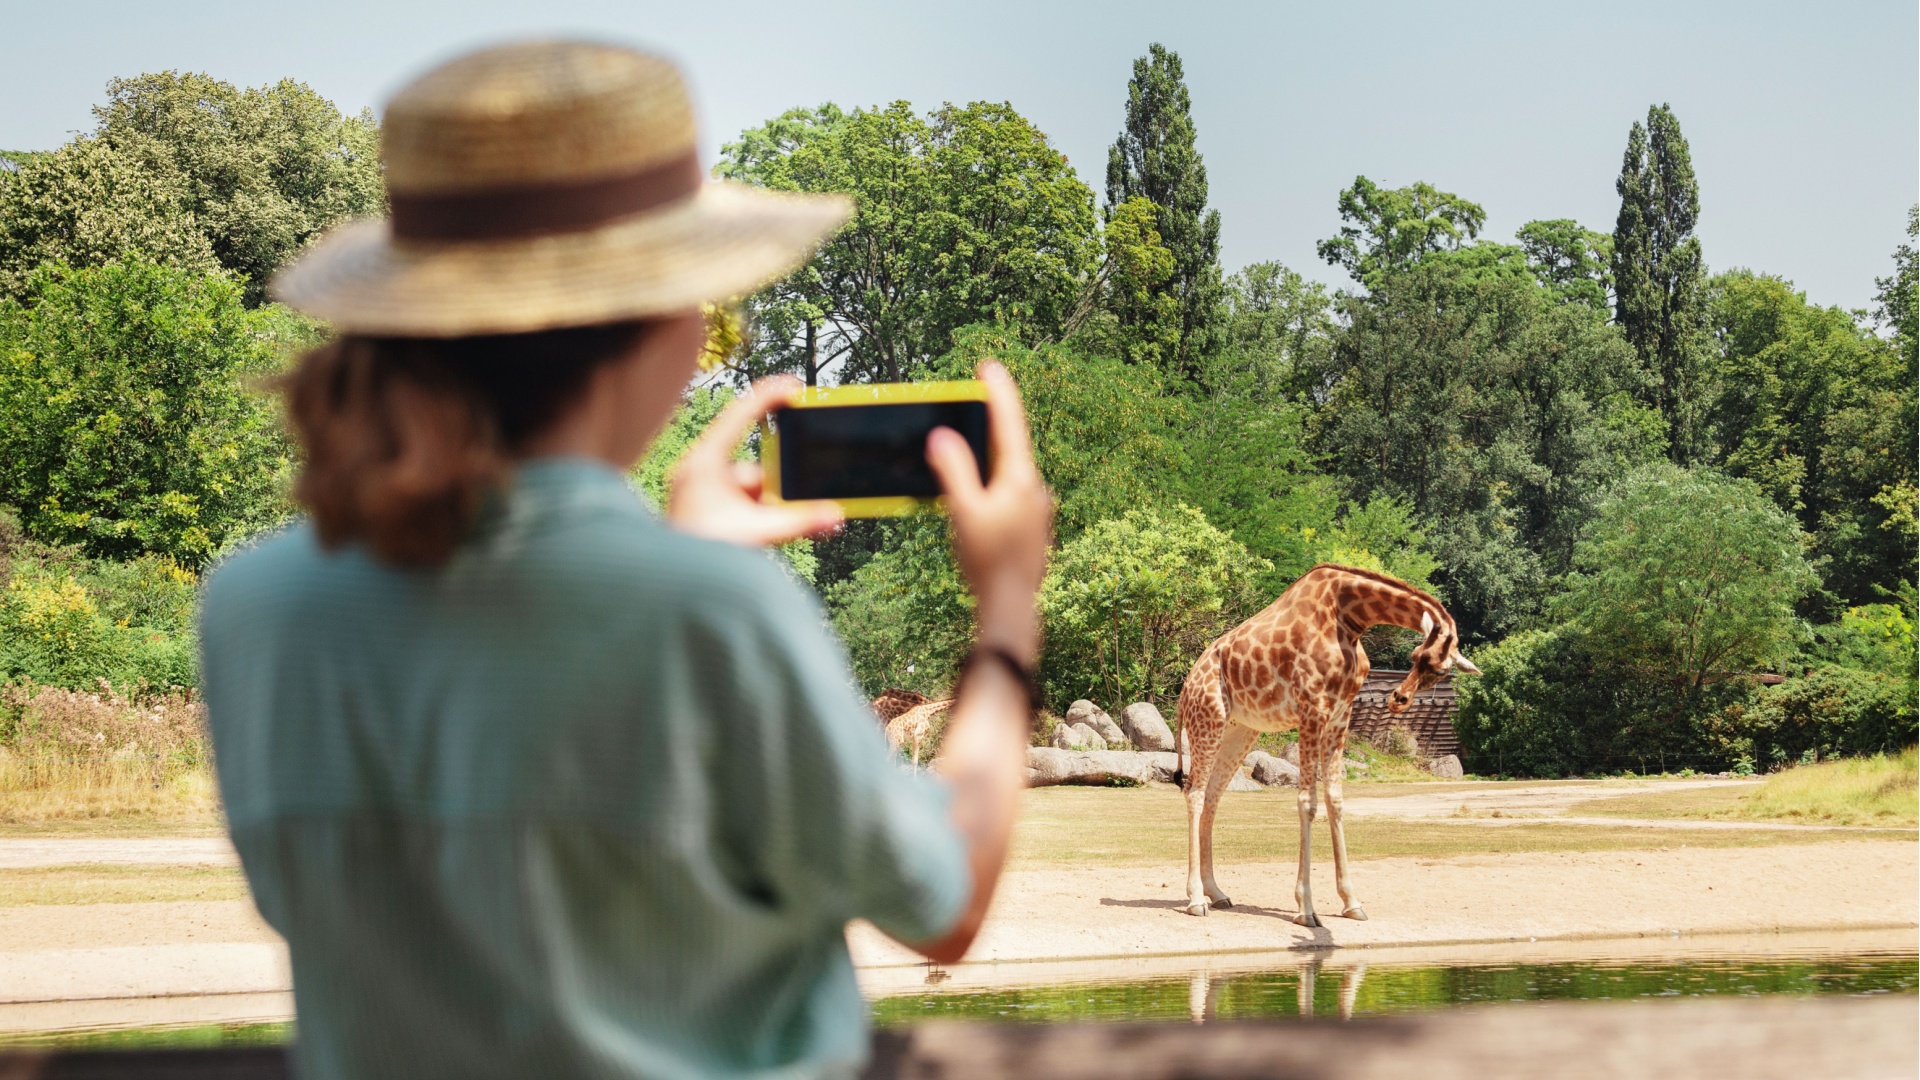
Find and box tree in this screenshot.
[1874,206,1917,359]
[1040,505,1270,708]
[717,101,1098,384]
[1555,464,1815,696]
[0,73,381,306]
[1612,104,1710,464]
[1105,44,1225,379]
[1316,177,1486,288]
[1708,270,1915,608]
[1516,219,1613,310]
[1308,257,1660,639]
[0,137,215,299]
[1215,260,1334,401]
[0,259,312,564]
[1059,196,1181,368]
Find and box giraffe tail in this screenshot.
[1174,724,1190,791]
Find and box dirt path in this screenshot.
[0,838,239,869]
[1338,779,1752,819]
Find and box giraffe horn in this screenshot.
[1419,611,1436,637]
[1452,651,1481,675]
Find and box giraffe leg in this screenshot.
[1181,658,1230,917]
[1183,769,1213,917]
[1293,741,1320,927]
[1200,723,1259,909]
[1325,728,1366,920]
[1337,962,1368,1020]
[1297,955,1321,1017]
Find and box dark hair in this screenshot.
[282,322,656,567]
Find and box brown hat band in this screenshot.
[388,150,703,242]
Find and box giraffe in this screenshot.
[1174,564,1479,926]
[885,699,952,771]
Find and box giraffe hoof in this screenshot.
[1293,911,1321,928]
[1184,902,1210,917]
[1342,906,1369,921]
[1209,896,1234,910]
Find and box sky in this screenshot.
[3,1,1915,311]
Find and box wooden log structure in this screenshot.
[1347,668,1460,758]
[0,996,1907,1079]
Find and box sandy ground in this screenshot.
[0,782,1912,1021]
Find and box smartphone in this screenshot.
[761,381,990,517]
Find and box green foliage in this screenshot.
[826,517,970,698]
[0,509,199,691]
[1063,196,1181,368]
[1515,219,1613,309]
[0,73,381,305]
[1556,464,1816,694]
[0,259,310,564]
[1612,104,1710,464]
[718,100,1098,384]
[1216,261,1335,399]
[1713,668,1918,770]
[1039,505,1270,709]
[1316,176,1487,288]
[1812,604,1918,680]
[1707,269,1916,607]
[1307,252,1659,638]
[1104,44,1225,378]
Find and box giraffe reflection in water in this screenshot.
[1186,960,1369,1023]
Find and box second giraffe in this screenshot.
[1174,564,1479,926]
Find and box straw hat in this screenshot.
[271,41,851,337]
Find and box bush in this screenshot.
[1040,504,1270,709]
[0,258,314,564]
[0,680,205,762]
[1713,666,1918,770]
[0,507,198,691]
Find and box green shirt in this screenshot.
[200,458,967,1080]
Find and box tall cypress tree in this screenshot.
[1106,43,1224,380]
[1612,104,1709,464]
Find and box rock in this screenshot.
[1049,723,1076,750]
[1281,741,1300,765]
[1069,700,1128,746]
[1119,702,1176,752]
[1071,723,1107,751]
[1244,750,1300,787]
[1428,753,1464,780]
[1026,747,1174,787]
[1229,771,1264,792]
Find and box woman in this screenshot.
[199,41,1051,1080]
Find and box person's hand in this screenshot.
[667,376,844,547]
[924,361,1054,664]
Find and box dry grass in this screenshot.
[1573,750,1919,828]
[1007,786,1863,870]
[0,863,249,906]
[0,681,222,831]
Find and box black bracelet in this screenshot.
[965,646,1043,713]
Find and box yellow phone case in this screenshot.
[761,380,990,518]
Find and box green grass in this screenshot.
[1574,749,1918,828]
[1007,786,1870,870]
[0,864,250,906]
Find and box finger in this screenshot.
[754,501,844,545]
[732,461,763,500]
[976,361,1036,483]
[926,426,986,509]
[687,376,802,468]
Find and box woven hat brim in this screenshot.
[270,182,852,337]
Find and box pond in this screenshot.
[0,934,1912,1051]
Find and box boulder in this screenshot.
[1026,748,1177,787]
[1070,723,1108,751]
[1281,741,1300,766]
[1119,702,1176,752]
[1229,771,1264,792]
[1428,753,1464,780]
[1068,700,1128,746]
[1244,750,1299,787]
[1050,723,1088,751]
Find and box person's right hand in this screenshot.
[923,361,1053,664]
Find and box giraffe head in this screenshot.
[1387,610,1480,712]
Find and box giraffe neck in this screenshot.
[1316,565,1449,641]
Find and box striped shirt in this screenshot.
[200,457,967,1080]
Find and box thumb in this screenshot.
[925,427,985,510]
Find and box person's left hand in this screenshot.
[667,376,844,547]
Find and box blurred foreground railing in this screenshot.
[0,995,1909,1079]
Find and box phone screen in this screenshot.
[774,400,990,501]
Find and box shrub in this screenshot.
[0,680,206,762]
[1812,603,1918,680]
[1714,666,1919,769]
